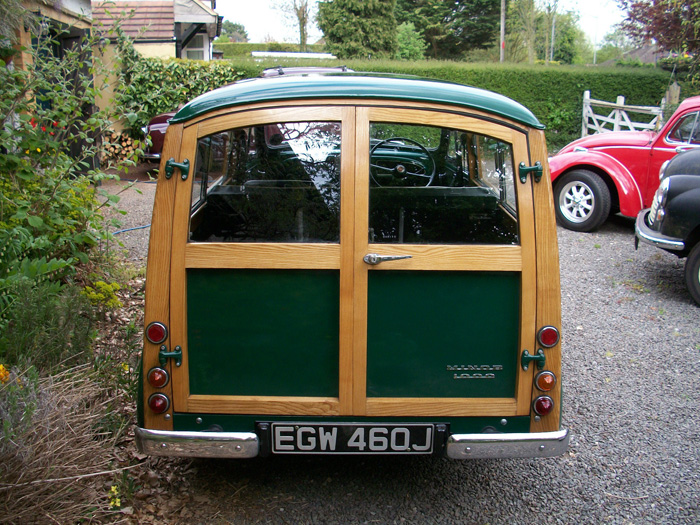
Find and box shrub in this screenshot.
[0,21,133,331]
[116,33,247,135]
[0,281,94,374]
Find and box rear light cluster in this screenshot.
[537,326,560,348]
[146,322,168,345]
[534,371,556,391]
[532,396,554,416]
[146,321,171,415]
[532,326,560,418]
[148,393,170,414]
[147,367,169,388]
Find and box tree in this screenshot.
[276,1,314,51]
[618,0,698,53]
[550,11,586,64]
[396,22,428,60]
[541,0,558,64]
[395,0,501,59]
[512,0,538,63]
[395,0,449,59]
[220,20,248,43]
[595,26,635,63]
[317,0,398,59]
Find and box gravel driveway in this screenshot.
[110,173,700,523]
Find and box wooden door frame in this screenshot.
[165,101,539,419]
[352,107,537,417]
[169,106,356,416]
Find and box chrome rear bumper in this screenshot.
[135,427,259,458]
[446,429,570,459]
[136,426,569,460]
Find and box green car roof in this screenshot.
[171,74,545,129]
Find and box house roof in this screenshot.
[91,1,219,41]
[92,1,175,41]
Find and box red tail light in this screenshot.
[534,371,556,392]
[146,322,168,345]
[147,367,170,388]
[533,396,554,416]
[148,393,170,414]
[537,326,560,348]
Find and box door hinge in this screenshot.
[518,161,543,184]
[164,158,190,180]
[159,345,182,367]
[521,349,546,371]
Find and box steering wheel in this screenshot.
[370,138,436,186]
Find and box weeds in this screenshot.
[0,281,94,375]
[0,365,131,523]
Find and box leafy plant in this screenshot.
[396,22,428,60]
[0,18,137,330]
[115,32,245,136]
[0,281,94,374]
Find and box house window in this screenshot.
[185,34,206,60]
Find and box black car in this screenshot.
[635,148,700,305]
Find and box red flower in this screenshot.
[41,126,46,132]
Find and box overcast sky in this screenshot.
[216,0,626,47]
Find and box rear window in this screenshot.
[189,121,341,243]
[189,119,518,245]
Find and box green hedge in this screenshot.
[340,60,674,149]
[122,55,676,150]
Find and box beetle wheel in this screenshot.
[554,169,611,232]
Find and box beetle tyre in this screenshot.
[684,243,700,306]
[554,170,611,232]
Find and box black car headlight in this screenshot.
[648,177,670,228]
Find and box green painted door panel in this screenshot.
[187,269,339,397]
[366,271,519,398]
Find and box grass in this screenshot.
[0,365,132,522]
[0,269,146,522]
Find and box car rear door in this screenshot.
[353,106,537,418]
[164,102,541,423]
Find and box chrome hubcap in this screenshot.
[559,181,595,223]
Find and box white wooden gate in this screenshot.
[581,90,665,137]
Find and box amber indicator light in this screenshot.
[537,326,560,348]
[147,367,170,388]
[148,393,170,414]
[146,322,168,345]
[535,371,557,391]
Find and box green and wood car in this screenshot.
[135,73,569,459]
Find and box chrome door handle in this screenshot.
[363,253,412,265]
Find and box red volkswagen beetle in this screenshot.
[549,95,700,231]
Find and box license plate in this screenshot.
[271,423,434,454]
